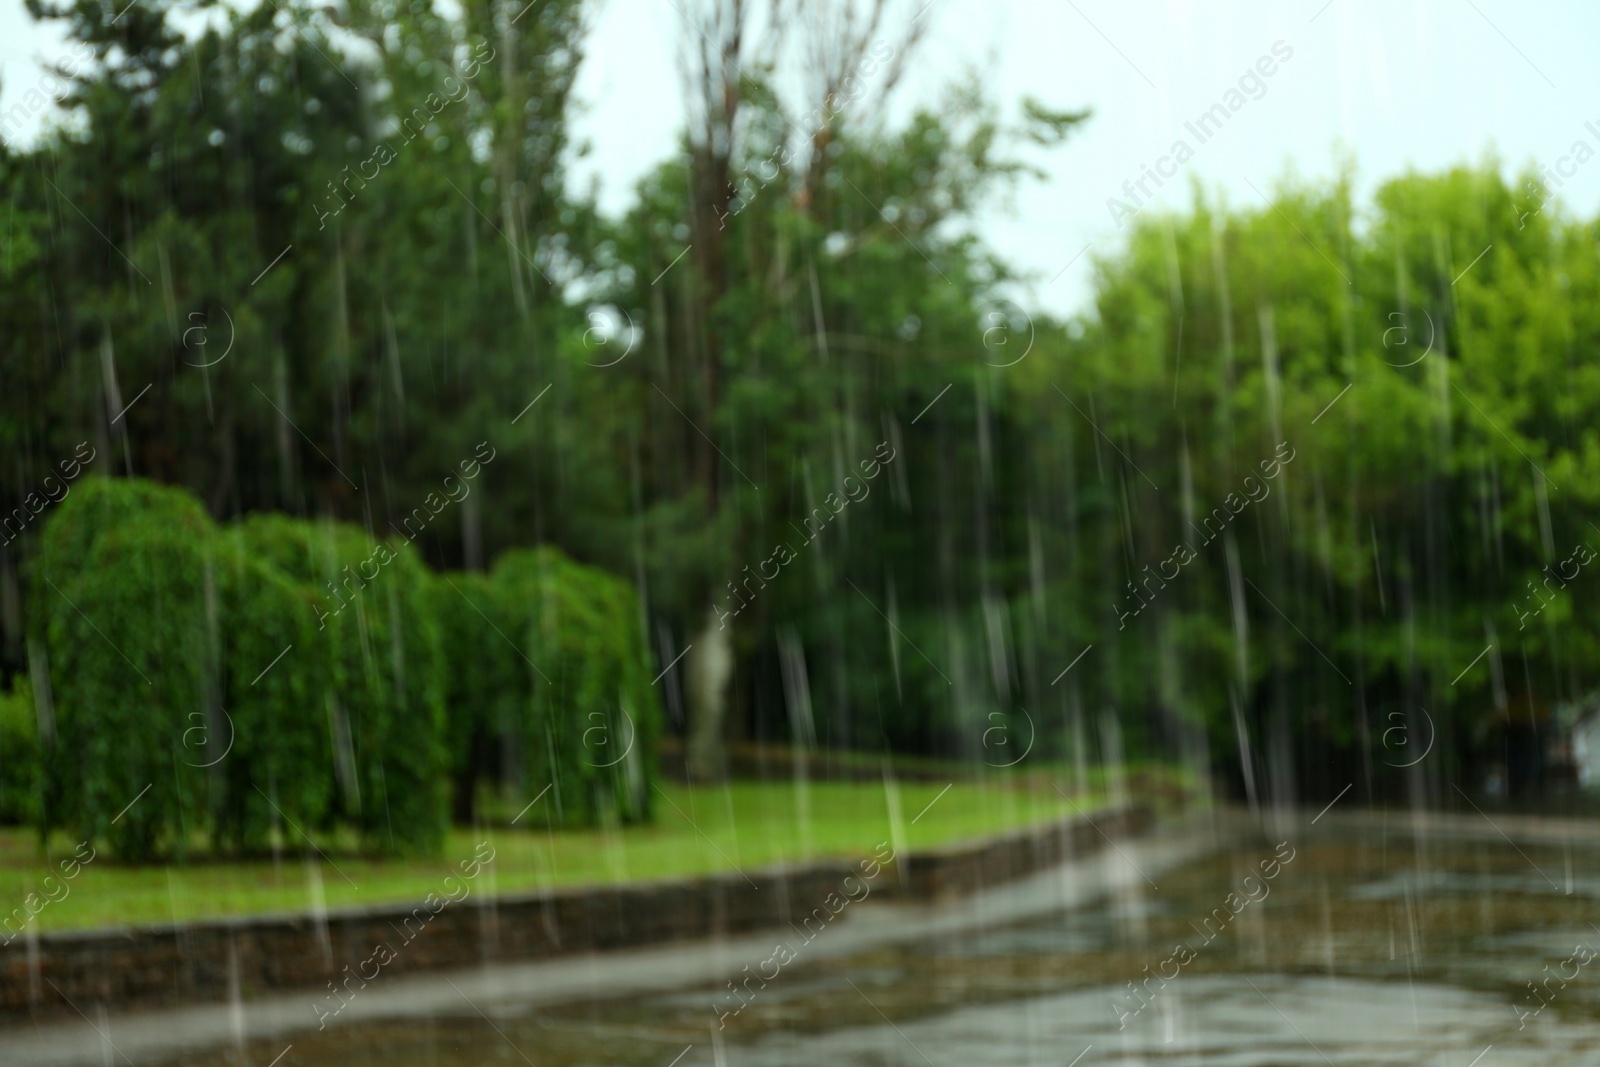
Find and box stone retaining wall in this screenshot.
[0,804,1150,1018]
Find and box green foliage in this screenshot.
[429,570,520,813]
[605,152,1600,785]
[210,534,331,852]
[30,477,213,588]
[26,472,659,854]
[1,0,594,577]
[430,552,663,826]
[27,482,452,858]
[0,0,1072,786]
[494,548,660,825]
[25,0,1599,804]
[1020,97,1093,147]
[231,515,447,855]
[991,162,1600,779]
[0,678,40,826]
[32,480,214,860]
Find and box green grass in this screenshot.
[0,778,1113,934]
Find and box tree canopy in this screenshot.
[1,0,1596,818]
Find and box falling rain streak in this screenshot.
[0,2,1597,1066]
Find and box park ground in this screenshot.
[0,761,1196,934]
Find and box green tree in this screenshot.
[232,514,447,853]
[32,478,214,859]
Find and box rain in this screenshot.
[0,1,1597,1065]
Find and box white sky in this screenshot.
[4,0,1597,317]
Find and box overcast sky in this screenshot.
[4,0,1596,316]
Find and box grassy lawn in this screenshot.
[0,777,1119,934]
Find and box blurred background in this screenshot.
[2,0,1600,1064]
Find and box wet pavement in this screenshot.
[11,807,1600,1066]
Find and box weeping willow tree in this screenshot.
[231,514,448,855]
[17,472,661,853]
[31,478,215,859]
[22,481,448,857]
[431,568,523,822]
[494,547,659,825]
[433,550,662,826]
[210,533,332,852]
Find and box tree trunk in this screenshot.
[451,728,487,825]
[685,605,734,781]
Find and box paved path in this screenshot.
[0,809,1255,1067]
[7,800,1572,1066]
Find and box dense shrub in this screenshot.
[0,677,39,826]
[210,533,332,851]
[231,515,447,854]
[27,477,656,856]
[433,554,664,826]
[430,570,522,820]
[495,548,660,825]
[28,476,211,581]
[32,481,214,859]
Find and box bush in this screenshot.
[494,548,660,825]
[29,476,211,581]
[27,477,652,857]
[32,482,214,859]
[231,515,447,854]
[210,532,333,851]
[0,677,39,826]
[430,569,523,820]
